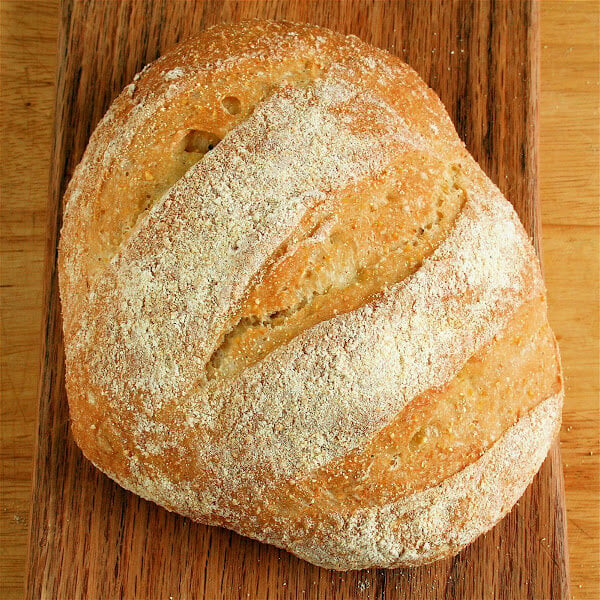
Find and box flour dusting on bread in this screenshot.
[58,20,562,570]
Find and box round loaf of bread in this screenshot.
[58,20,563,570]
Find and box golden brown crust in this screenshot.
[252,391,563,570]
[59,20,563,570]
[281,294,562,513]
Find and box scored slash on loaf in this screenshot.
[58,20,563,570]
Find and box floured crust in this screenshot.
[58,20,563,570]
[254,391,564,570]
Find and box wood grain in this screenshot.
[539,4,600,598]
[0,0,597,598]
[0,1,59,597]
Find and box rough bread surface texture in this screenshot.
[59,20,563,570]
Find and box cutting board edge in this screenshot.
[24,2,570,598]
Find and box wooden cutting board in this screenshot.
[26,1,570,598]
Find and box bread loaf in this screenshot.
[58,20,563,570]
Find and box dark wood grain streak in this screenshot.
[25,1,569,598]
